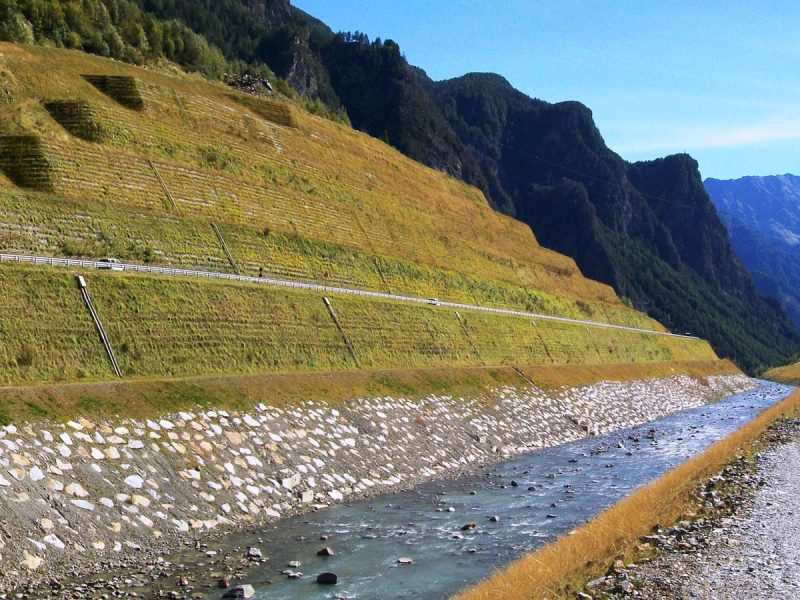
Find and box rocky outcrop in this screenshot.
[0,373,754,590]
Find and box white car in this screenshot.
[98,257,124,271]
[427,298,440,306]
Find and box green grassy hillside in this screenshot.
[0,43,720,390]
[0,264,715,386]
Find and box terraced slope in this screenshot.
[0,264,715,385]
[0,44,719,387]
[1,45,636,315]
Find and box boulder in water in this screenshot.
[222,584,255,599]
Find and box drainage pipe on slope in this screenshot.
[77,275,123,378]
[323,296,360,368]
[148,159,177,210]
[211,223,240,275]
[456,311,484,364]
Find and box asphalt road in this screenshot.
[0,252,697,340]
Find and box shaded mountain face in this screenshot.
[12,0,796,371]
[705,174,800,327]
[429,75,798,372]
[317,35,488,188]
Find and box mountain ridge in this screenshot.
[705,173,800,328]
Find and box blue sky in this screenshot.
[293,1,800,179]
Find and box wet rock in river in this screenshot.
[317,572,338,584]
[222,584,255,598]
[317,547,334,556]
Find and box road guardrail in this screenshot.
[0,253,699,339]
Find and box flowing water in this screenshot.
[166,382,793,599]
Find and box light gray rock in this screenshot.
[222,584,256,598]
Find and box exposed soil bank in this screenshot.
[0,369,751,593]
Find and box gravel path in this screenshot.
[635,429,800,599]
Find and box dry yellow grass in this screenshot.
[0,42,657,327]
[0,359,734,425]
[0,262,717,388]
[764,362,800,385]
[453,388,800,600]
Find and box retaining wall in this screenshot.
[0,372,754,588]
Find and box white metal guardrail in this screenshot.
[0,253,700,340]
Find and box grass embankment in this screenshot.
[0,264,717,387]
[0,43,719,412]
[764,362,800,385]
[0,42,656,330]
[0,359,737,427]
[453,387,800,600]
[0,190,654,329]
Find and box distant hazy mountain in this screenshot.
[706,175,800,326]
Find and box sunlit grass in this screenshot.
[0,262,716,387]
[764,362,800,385]
[0,42,658,330]
[0,358,735,427]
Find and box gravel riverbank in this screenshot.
[582,418,800,600]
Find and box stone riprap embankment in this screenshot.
[0,373,753,590]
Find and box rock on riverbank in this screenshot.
[0,373,753,592]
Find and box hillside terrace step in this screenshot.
[82,75,145,111]
[51,84,580,270]
[2,195,593,318]
[44,100,105,142]
[226,94,297,128]
[37,133,568,298]
[0,135,53,190]
[1,139,648,330]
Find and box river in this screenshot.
[131,382,793,599]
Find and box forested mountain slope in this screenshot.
[429,75,798,371]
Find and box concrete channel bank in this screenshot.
[0,372,754,590]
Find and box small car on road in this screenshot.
[98,257,124,271]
